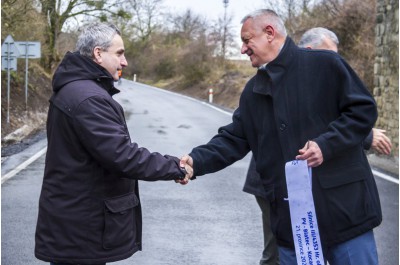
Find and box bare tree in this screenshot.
[262,0,321,34]
[1,0,46,41]
[161,9,217,86]
[263,0,376,91]
[37,0,129,72]
[208,8,236,60]
[125,0,163,42]
[167,9,207,40]
[221,0,230,59]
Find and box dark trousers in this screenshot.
[255,195,280,265]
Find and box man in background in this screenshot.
[243,26,392,265]
[117,68,122,84]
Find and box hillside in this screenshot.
[154,60,255,110]
[1,62,52,145]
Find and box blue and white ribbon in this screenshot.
[285,160,324,265]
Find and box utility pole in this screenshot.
[222,0,229,60]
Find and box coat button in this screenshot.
[280,123,287,131]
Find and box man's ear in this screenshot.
[93,47,102,63]
[264,25,275,42]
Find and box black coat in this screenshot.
[35,52,185,264]
[190,37,381,248]
[243,130,374,199]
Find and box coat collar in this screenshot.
[253,37,297,96]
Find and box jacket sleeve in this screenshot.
[313,57,377,161]
[363,130,373,150]
[72,96,185,181]
[189,107,250,177]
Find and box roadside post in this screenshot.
[15,41,41,110]
[1,35,20,123]
[208,88,214,103]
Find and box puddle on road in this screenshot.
[177,124,191,129]
[124,109,148,120]
[157,130,167,135]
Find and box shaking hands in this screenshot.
[175,155,194,185]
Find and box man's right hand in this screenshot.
[180,155,194,182]
[175,155,194,185]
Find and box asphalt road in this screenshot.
[1,79,398,265]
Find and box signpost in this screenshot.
[1,35,21,123]
[1,35,41,123]
[15,41,41,109]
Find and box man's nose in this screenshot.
[121,55,128,67]
[241,43,248,54]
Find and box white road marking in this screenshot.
[1,147,47,184]
[372,169,399,184]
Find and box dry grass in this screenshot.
[153,59,256,110]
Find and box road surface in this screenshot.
[2,79,398,264]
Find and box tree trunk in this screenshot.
[39,0,57,72]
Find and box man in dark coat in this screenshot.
[35,23,191,265]
[182,10,381,265]
[244,26,392,265]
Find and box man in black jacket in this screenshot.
[298,28,392,155]
[244,26,392,265]
[35,23,191,265]
[182,10,381,265]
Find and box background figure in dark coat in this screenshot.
[182,10,381,265]
[243,26,392,265]
[244,156,280,265]
[35,23,191,265]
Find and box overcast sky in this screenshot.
[162,0,266,58]
[162,0,266,24]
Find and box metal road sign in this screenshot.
[15,41,42,109]
[1,35,21,56]
[2,35,22,122]
[1,35,42,122]
[15,41,41,58]
[1,56,17,70]
[1,35,21,71]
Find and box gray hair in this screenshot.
[76,23,121,58]
[298,27,339,48]
[241,9,287,36]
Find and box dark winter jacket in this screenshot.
[35,52,185,264]
[190,37,382,248]
[243,129,374,199]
